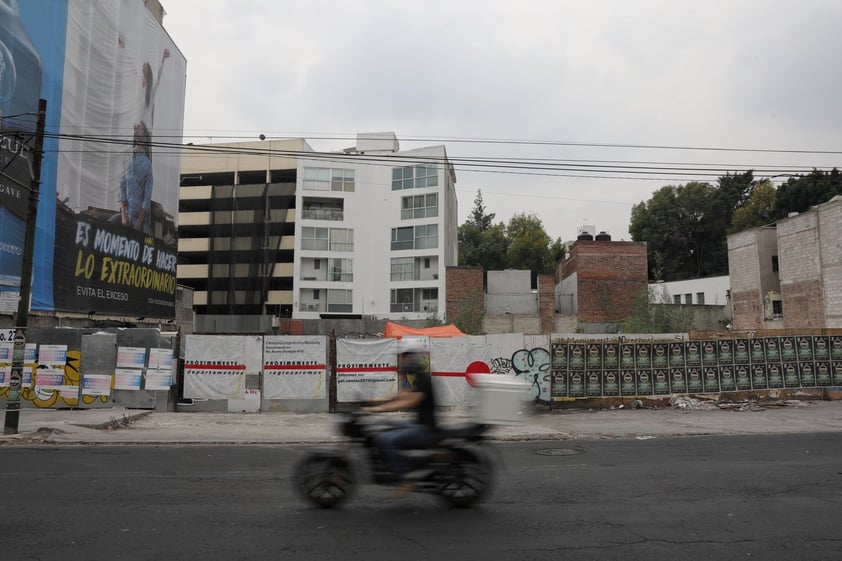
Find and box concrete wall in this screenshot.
[728,227,779,330]
[652,276,730,306]
[777,197,842,329]
[485,270,538,315]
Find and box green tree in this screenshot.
[459,189,508,270]
[458,221,509,271]
[629,177,752,281]
[458,194,565,279]
[773,168,842,219]
[730,179,776,232]
[468,189,495,231]
[505,212,555,275]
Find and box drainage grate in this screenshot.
[536,448,584,456]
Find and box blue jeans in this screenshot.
[374,423,435,476]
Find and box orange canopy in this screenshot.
[383,321,466,339]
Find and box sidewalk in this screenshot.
[2,398,842,445]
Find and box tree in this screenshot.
[459,189,508,270]
[505,212,555,275]
[629,178,750,281]
[730,179,776,232]
[467,189,495,231]
[773,168,842,220]
[458,221,508,271]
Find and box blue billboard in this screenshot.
[0,0,185,318]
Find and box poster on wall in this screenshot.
[6,1,186,318]
[183,335,248,399]
[551,371,568,400]
[114,368,142,390]
[262,335,326,400]
[336,338,397,403]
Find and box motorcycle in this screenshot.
[293,411,495,508]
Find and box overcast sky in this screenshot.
[162,0,842,243]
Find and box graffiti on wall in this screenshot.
[490,348,551,401]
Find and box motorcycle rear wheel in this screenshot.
[294,453,355,508]
[438,447,493,508]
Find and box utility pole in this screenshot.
[4,98,46,435]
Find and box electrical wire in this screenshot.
[37,129,842,184]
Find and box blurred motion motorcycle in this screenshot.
[293,411,495,508]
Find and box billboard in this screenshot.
[0,0,185,318]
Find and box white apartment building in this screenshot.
[177,133,458,324]
[294,132,458,319]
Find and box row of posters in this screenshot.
[551,337,842,399]
[552,362,842,399]
[0,342,173,396]
[553,336,842,371]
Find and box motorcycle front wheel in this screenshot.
[438,447,494,508]
[294,453,356,508]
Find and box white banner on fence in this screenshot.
[263,336,327,399]
[336,339,397,402]
[431,336,491,407]
[183,335,255,399]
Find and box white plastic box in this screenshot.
[474,375,532,425]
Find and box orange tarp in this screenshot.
[383,321,466,339]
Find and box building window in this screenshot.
[302,197,343,220]
[314,259,320,270]
[424,258,430,268]
[390,288,438,312]
[303,167,355,192]
[684,294,692,304]
[391,227,414,250]
[391,257,414,281]
[673,295,681,304]
[415,224,438,249]
[390,225,438,250]
[401,193,438,219]
[329,228,354,251]
[328,258,353,282]
[301,227,329,250]
[422,288,437,300]
[327,289,353,313]
[391,164,438,190]
[391,288,414,312]
[696,292,705,305]
[302,227,353,251]
[772,300,783,317]
[772,255,779,273]
[313,289,319,300]
[331,169,355,192]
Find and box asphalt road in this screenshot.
[2,434,841,561]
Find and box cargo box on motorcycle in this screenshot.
[471,374,532,425]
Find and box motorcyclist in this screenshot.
[362,338,437,482]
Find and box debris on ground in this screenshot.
[670,396,718,411]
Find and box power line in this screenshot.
[40,130,840,184]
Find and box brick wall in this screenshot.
[560,241,648,323]
[537,273,555,333]
[445,266,484,329]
